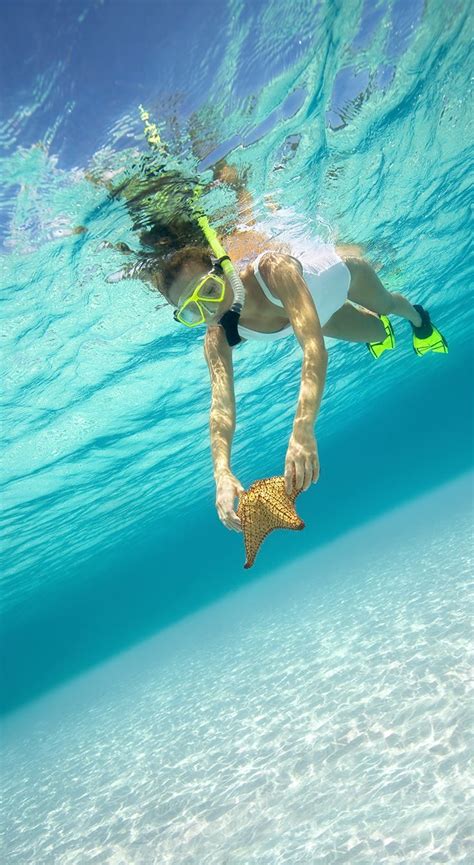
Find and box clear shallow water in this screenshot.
[3,476,473,864]
[2,0,472,621]
[0,0,472,772]
[2,1,473,859]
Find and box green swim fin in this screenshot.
[411,305,448,356]
[367,315,396,358]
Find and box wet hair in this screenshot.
[138,217,205,253]
[107,164,222,304]
[159,245,213,302]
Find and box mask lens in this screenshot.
[175,272,225,326]
[198,276,224,301]
[179,301,203,324]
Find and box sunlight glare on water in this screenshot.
[1,1,473,861]
[1,0,471,616]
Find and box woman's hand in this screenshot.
[285,428,320,494]
[215,470,244,532]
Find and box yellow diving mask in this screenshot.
[173,268,226,327]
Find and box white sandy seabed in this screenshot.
[2,474,473,865]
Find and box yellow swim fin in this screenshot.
[411,305,448,356]
[367,315,396,358]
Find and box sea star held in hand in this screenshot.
[236,476,305,569]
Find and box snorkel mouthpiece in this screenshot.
[218,309,242,346]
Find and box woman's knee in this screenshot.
[323,301,384,342]
[346,258,396,314]
[335,243,365,260]
[344,256,373,282]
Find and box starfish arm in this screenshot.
[238,476,305,568]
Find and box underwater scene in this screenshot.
[1,0,473,862]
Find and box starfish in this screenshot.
[236,476,305,569]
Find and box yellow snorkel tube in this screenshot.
[139,106,246,344]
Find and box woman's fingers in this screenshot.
[312,459,320,484]
[217,499,242,532]
[295,459,305,492]
[222,509,242,532]
[286,457,305,493]
[303,458,313,491]
[222,504,241,531]
[286,456,319,493]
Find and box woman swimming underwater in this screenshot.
[105,182,448,533]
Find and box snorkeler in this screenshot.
[95,117,447,533]
[106,204,447,532]
[155,239,447,531]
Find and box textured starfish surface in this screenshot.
[236,476,305,569]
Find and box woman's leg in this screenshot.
[323,301,387,343]
[344,257,422,327]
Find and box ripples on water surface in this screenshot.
[1,0,473,861]
[2,0,471,614]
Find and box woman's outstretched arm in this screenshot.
[204,325,244,531]
[258,253,328,494]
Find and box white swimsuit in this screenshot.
[237,247,350,342]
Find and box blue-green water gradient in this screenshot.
[1,0,472,718]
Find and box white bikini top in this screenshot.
[237,252,293,342]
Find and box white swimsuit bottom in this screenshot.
[237,243,351,342]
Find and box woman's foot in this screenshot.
[367,315,396,358]
[410,305,449,355]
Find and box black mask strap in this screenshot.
[210,254,232,272]
[218,309,242,346]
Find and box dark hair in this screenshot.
[159,245,212,301]
[138,216,205,252]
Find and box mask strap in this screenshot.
[218,309,242,346]
[210,255,231,272]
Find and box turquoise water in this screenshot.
[3,477,473,863]
[1,0,473,860]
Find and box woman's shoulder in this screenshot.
[224,229,269,263]
[224,229,292,266]
[257,250,303,277]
